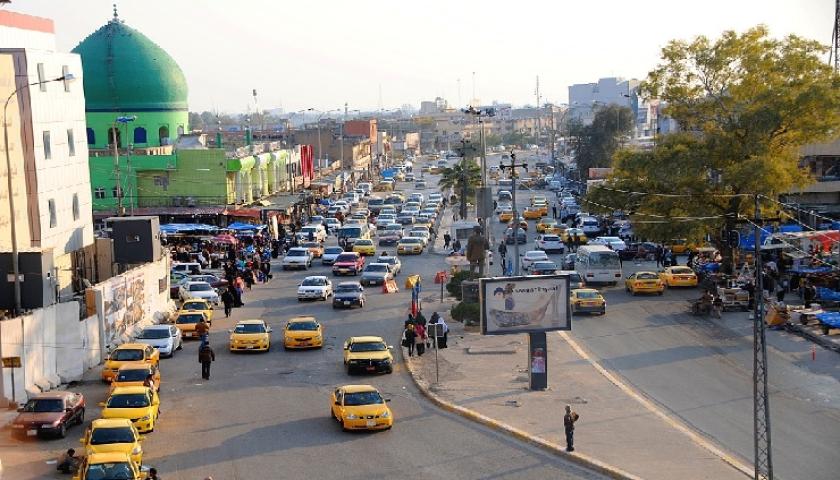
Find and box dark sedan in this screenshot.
[332,281,366,309]
[561,253,576,270]
[531,261,559,275]
[10,391,85,438]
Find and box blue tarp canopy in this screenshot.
[226,222,266,232]
[381,168,397,178]
[159,223,220,234]
[789,266,834,274]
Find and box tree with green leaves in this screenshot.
[438,160,481,219]
[570,105,634,176]
[588,26,840,271]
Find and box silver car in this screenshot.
[360,263,393,286]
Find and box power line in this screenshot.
[758,194,837,227]
[579,197,729,221]
[588,183,753,198]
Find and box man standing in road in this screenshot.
[221,288,234,318]
[564,405,579,452]
[498,241,507,274]
[199,343,216,380]
[552,203,558,219]
[443,232,452,251]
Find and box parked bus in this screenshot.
[337,224,371,248]
[575,245,622,285]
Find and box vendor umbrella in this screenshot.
[212,234,238,245]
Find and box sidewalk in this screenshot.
[405,319,750,480]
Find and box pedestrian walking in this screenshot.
[498,241,507,263]
[563,405,579,452]
[428,225,436,238]
[552,203,558,219]
[148,467,161,480]
[415,322,427,356]
[401,324,417,357]
[655,245,664,268]
[404,313,415,328]
[198,343,216,380]
[443,232,451,250]
[195,317,210,348]
[221,288,234,318]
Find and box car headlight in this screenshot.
[138,415,151,421]
[380,411,390,418]
[131,446,142,455]
[345,414,359,420]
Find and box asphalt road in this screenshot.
[493,174,840,480]
[0,165,605,480]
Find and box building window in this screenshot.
[48,199,57,228]
[62,65,70,92]
[94,187,106,199]
[177,125,184,136]
[37,63,46,91]
[107,127,121,148]
[72,193,79,220]
[112,187,120,198]
[133,127,147,144]
[43,131,51,159]
[67,129,75,156]
[86,128,95,145]
[159,126,170,145]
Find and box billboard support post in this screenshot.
[528,332,548,390]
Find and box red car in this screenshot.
[332,252,365,276]
[10,391,85,438]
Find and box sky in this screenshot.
[6,0,834,114]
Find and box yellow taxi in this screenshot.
[625,271,666,295]
[659,266,699,287]
[536,218,557,233]
[531,194,548,205]
[508,218,528,231]
[99,386,160,434]
[343,336,394,374]
[330,384,393,431]
[229,319,272,352]
[548,223,568,236]
[283,316,324,349]
[414,219,433,230]
[397,237,424,255]
[72,452,147,480]
[79,418,144,465]
[178,298,214,324]
[668,238,694,254]
[110,363,160,393]
[302,241,324,258]
[570,288,606,315]
[173,311,208,340]
[374,181,393,192]
[523,206,543,220]
[534,202,549,216]
[101,344,160,383]
[352,239,376,256]
[498,209,514,222]
[561,228,587,244]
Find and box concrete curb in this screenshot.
[785,323,840,353]
[400,348,643,480]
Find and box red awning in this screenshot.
[223,208,262,218]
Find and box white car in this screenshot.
[535,234,565,253]
[496,203,513,215]
[297,225,326,243]
[324,217,342,231]
[520,250,550,271]
[332,201,350,213]
[592,236,627,251]
[134,324,182,358]
[282,247,313,270]
[297,276,333,301]
[178,281,219,304]
[409,229,431,246]
[377,255,402,275]
[376,215,397,229]
[322,246,345,265]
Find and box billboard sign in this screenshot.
[480,275,571,335]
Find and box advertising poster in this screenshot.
[480,275,571,335]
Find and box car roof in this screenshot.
[90,418,134,429]
[348,335,385,343]
[109,385,152,395]
[367,263,389,267]
[303,275,328,280]
[526,250,547,255]
[86,452,134,464]
[288,247,308,252]
[117,362,153,371]
[237,319,266,325]
[340,384,380,394]
[288,316,316,323]
[29,391,76,399]
[337,281,363,287]
[143,324,173,330]
[114,343,148,350]
[184,281,211,286]
[634,271,659,275]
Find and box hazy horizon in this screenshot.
[6,0,833,114]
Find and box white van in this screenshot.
[575,245,622,285]
[357,182,372,195]
[498,178,513,189]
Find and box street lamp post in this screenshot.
[2,73,75,406]
[499,153,528,276]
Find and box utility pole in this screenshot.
[832,0,839,72]
[500,153,528,275]
[752,194,774,480]
[535,76,541,147]
[112,125,122,216]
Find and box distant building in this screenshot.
[568,77,639,125]
[0,10,94,307]
[782,139,840,220]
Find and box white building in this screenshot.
[568,77,640,125]
[0,10,93,309]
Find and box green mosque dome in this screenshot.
[71,11,188,112]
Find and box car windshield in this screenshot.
[350,341,387,352]
[336,284,362,292]
[301,227,317,233]
[176,313,204,324]
[344,391,384,406]
[569,273,583,282]
[234,323,266,334]
[302,242,320,248]
[324,247,344,255]
[182,301,207,310]
[577,291,601,299]
[534,262,557,269]
[89,427,135,445]
[288,249,308,257]
[287,322,319,331]
[189,283,212,292]
[637,273,659,280]
[85,462,134,480]
[137,328,170,339]
[356,240,373,246]
[23,398,63,412]
[302,277,326,286]
[368,198,384,205]
[339,227,362,238]
[110,349,144,361]
[107,393,150,408]
[335,254,358,263]
[385,225,402,232]
[401,238,421,244]
[543,236,560,241]
[116,369,149,382]
[591,252,621,268]
[671,267,694,274]
[365,264,388,272]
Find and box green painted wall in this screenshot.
[137,149,229,206]
[85,111,189,149]
[88,153,178,210]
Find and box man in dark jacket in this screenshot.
[221,289,234,318]
[199,343,216,380]
[195,318,210,348]
[564,405,579,452]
